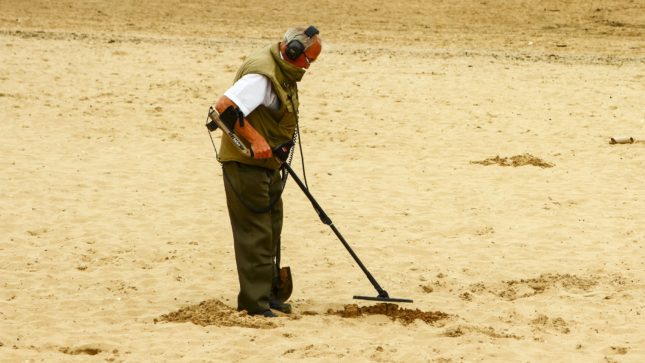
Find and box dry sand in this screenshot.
[1,1,644,362]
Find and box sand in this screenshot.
[1,1,644,362]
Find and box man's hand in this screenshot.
[250,137,273,159]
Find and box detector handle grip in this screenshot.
[205,107,253,158]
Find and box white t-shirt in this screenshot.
[223,74,280,117]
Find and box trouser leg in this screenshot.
[222,162,282,313]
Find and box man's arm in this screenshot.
[215,95,272,159]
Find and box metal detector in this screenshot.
[205,107,413,303]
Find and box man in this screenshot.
[214,26,322,317]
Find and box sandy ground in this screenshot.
[1,1,644,362]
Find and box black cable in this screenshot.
[295,125,308,189]
[206,110,220,161]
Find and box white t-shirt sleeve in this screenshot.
[223,74,277,117]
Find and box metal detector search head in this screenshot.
[354,289,413,303]
[354,295,414,303]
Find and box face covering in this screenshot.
[271,43,306,83]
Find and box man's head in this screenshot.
[280,26,322,69]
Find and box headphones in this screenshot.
[285,25,319,61]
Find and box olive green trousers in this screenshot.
[222,162,283,314]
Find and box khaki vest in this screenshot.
[218,43,300,170]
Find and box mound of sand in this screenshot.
[442,325,523,339]
[327,303,450,326]
[470,154,555,168]
[156,299,276,329]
